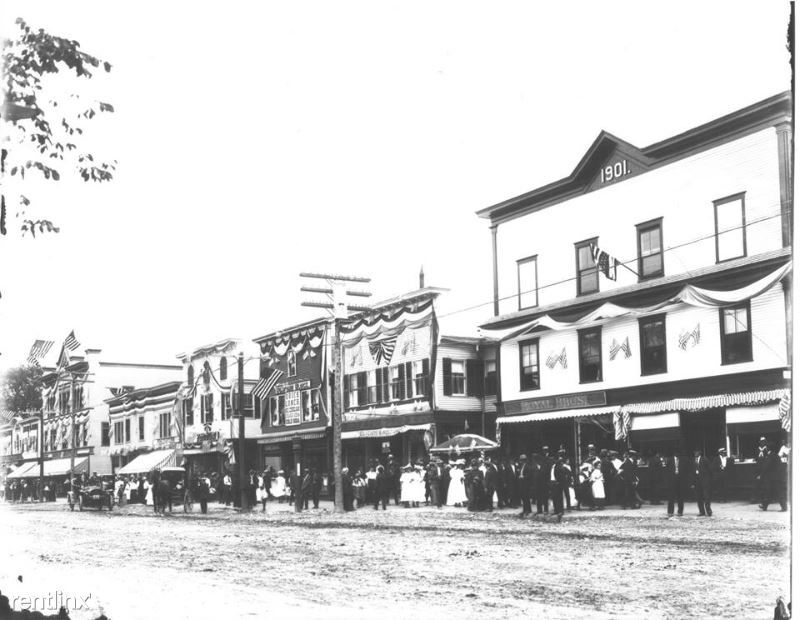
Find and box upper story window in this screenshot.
[518,340,540,391]
[219,356,228,381]
[138,416,145,441]
[159,412,171,439]
[720,303,752,364]
[637,218,664,279]
[201,393,214,424]
[517,255,539,309]
[447,360,466,396]
[714,193,746,263]
[183,397,194,427]
[287,350,297,377]
[412,359,429,397]
[390,365,407,400]
[101,422,110,447]
[124,418,131,443]
[113,421,124,445]
[187,364,194,388]
[484,360,497,396]
[348,373,360,408]
[575,239,599,296]
[578,327,603,383]
[639,315,667,375]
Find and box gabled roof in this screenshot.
[477,91,792,224]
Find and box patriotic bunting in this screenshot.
[610,337,632,360]
[589,243,618,281]
[27,339,54,366]
[678,324,701,350]
[778,391,791,432]
[368,337,397,366]
[545,347,568,369]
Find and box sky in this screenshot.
[0,1,792,371]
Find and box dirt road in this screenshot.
[0,500,789,619]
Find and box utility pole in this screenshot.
[38,408,44,501]
[300,272,371,513]
[237,352,248,511]
[69,372,76,489]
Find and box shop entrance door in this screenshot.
[680,409,726,456]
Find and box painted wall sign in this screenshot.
[503,390,607,415]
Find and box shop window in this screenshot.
[517,255,539,309]
[720,303,752,364]
[413,359,430,397]
[519,340,540,391]
[219,356,228,381]
[484,360,497,395]
[575,238,599,296]
[637,218,663,279]
[159,412,171,439]
[138,416,145,441]
[639,315,667,375]
[288,350,297,377]
[714,193,746,262]
[579,327,603,383]
[101,422,110,447]
[302,390,311,422]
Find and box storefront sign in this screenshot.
[196,431,220,444]
[284,391,302,425]
[504,390,607,415]
[275,380,311,395]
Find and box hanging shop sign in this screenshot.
[504,390,607,415]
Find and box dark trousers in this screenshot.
[761,480,787,510]
[550,483,564,515]
[622,481,638,507]
[374,491,388,510]
[199,498,208,514]
[484,485,495,510]
[520,490,532,514]
[312,488,321,508]
[695,484,712,515]
[535,486,548,513]
[430,484,441,508]
[560,483,571,510]
[667,482,685,515]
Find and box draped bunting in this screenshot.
[678,324,701,350]
[613,410,632,440]
[484,262,791,342]
[778,392,791,432]
[261,328,323,363]
[368,337,397,366]
[545,348,567,369]
[340,301,434,348]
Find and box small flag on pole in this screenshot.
[589,243,618,281]
[252,368,284,400]
[27,339,54,366]
[63,330,80,351]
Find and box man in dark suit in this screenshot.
[483,456,498,511]
[465,459,484,512]
[618,451,640,509]
[374,465,390,510]
[311,467,323,508]
[427,460,443,508]
[341,468,354,511]
[664,449,692,516]
[693,449,713,516]
[550,453,571,516]
[711,448,735,501]
[517,454,534,516]
[385,455,401,505]
[758,444,787,511]
[532,453,549,514]
[599,450,617,505]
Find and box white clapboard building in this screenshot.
[478,92,792,492]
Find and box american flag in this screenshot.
[63,330,80,351]
[590,243,618,281]
[252,368,284,400]
[27,339,54,366]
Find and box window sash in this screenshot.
[579,329,602,383]
[287,351,297,377]
[640,317,667,375]
[715,196,746,262]
[638,223,663,278]
[450,361,466,395]
[517,257,538,309]
[720,304,752,364]
[519,341,540,390]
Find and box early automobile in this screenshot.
[69,485,114,511]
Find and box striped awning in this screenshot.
[117,449,175,475]
[6,461,37,479]
[622,389,788,415]
[497,406,619,425]
[10,457,88,478]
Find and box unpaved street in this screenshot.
[0,500,789,619]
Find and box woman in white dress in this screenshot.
[412,466,426,507]
[271,471,286,503]
[447,462,467,507]
[399,465,415,506]
[144,478,153,506]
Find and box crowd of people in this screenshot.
[2,438,788,518]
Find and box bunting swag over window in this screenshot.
[368,337,397,366]
[483,262,791,341]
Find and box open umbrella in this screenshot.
[429,433,499,455]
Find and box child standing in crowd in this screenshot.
[590,461,605,510]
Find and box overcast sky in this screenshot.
[0,1,791,371]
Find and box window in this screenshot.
[348,374,359,408]
[637,219,663,279]
[720,303,752,364]
[575,239,599,295]
[114,421,124,445]
[183,397,194,427]
[201,393,214,424]
[159,412,171,439]
[138,416,145,441]
[124,418,131,443]
[221,393,231,420]
[187,364,194,388]
[72,385,84,411]
[241,392,254,418]
[101,422,110,447]
[714,194,746,262]
[375,368,390,403]
[287,350,297,377]
[639,315,667,375]
[50,428,57,451]
[450,360,466,395]
[412,359,430,397]
[219,357,228,381]
[519,340,540,391]
[311,390,321,420]
[517,256,539,309]
[390,365,407,400]
[302,391,311,422]
[579,327,603,383]
[366,370,377,404]
[484,360,497,395]
[269,396,279,426]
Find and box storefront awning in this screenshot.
[6,461,37,479]
[117,449,176,475]
[726,403,780,425]
[622,389,788,415]
[497,406,619,425]
[256,430,327,445]
[341,423,432,440]
[631,412,680,431]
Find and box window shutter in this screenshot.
[443,358,452,396]
[397,364,406,400]
[405,362,413,397]
[374,370,382,403]
[357,372,367,406]
[422,358,430,398]
[466,360,485,397]
[381,368,390,403]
